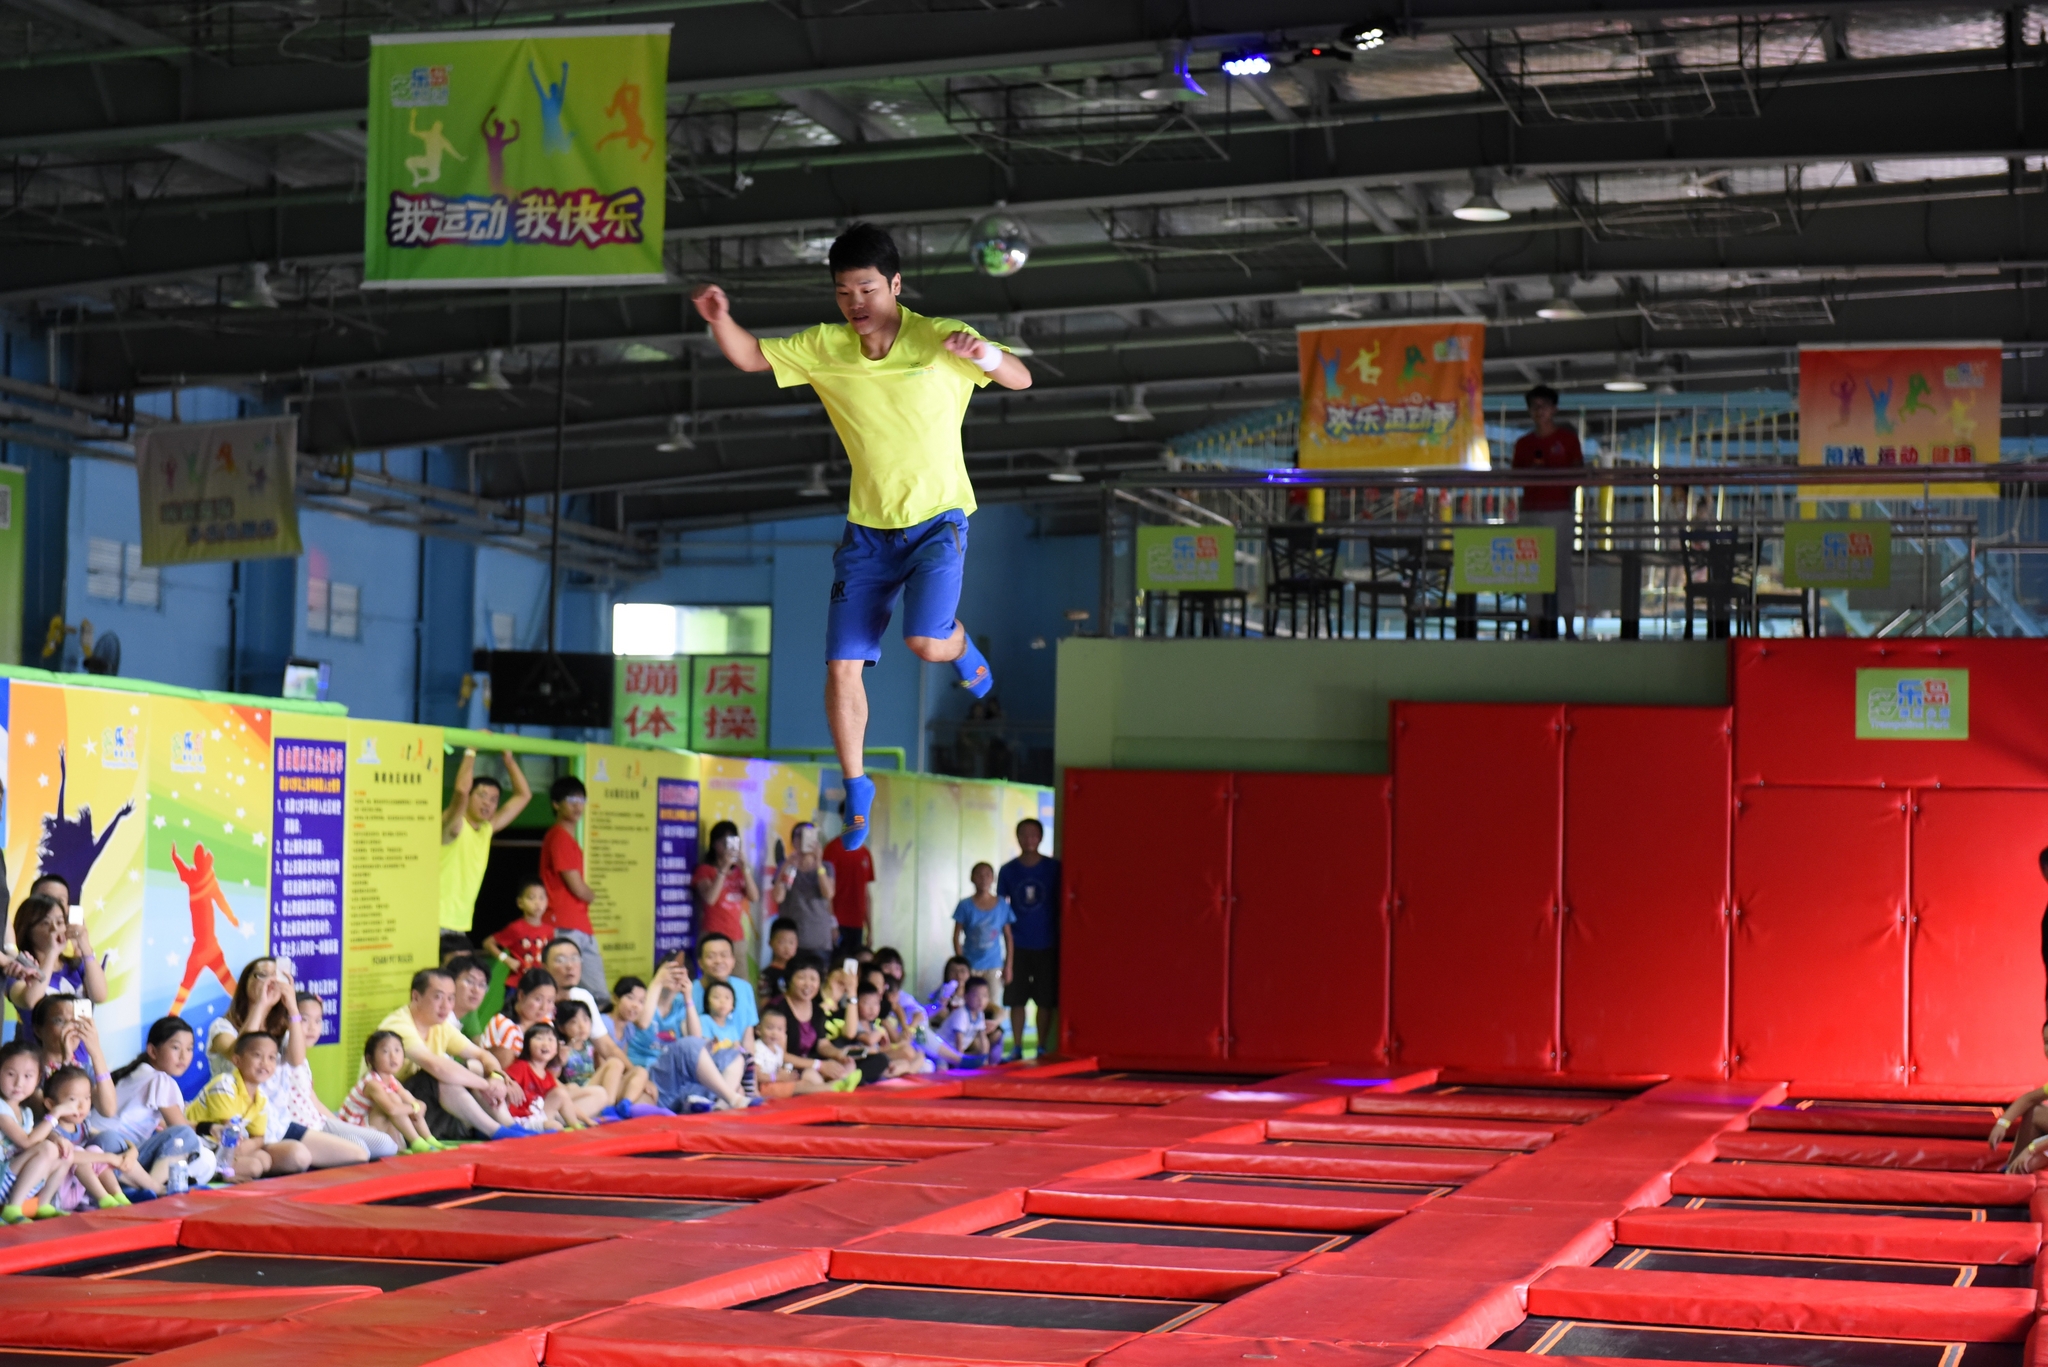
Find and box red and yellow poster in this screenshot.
[1798,343,2000,498]
[1298,321,1486,469]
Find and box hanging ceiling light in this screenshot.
[1652,363,1680,396]
[1603,354,1648,393]
[1111,385,1154,423]
[466,348,512,391]
[1452,171,1512,223]
[1047,450,1085,483]
[656,414,695,452]
[1534,275,1585,321]
[797,464,830,497]
[225,261,279,310]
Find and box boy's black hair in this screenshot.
[518,1021,561,1063]
[612,975,647,1001]
[554,998,593,1030]
[551,775,587,803]
[232,1030,278,1059]
[42,1064,89,1100]
[471,775,503,796]
[698,931,734,951]
[517,877,547,896]
[872,946,904,971]
[27,873,72,901]
[828,222,900,281]
[295,989,321,1009]
[363,1029,402,1065]
[440,930,477,962]
[759,1004,795,1031]
[970,860,994,878]
[1525,384,1560,407]
[1015,817,1043,836]
[446,953,490,983]
[702,976,737,1007]
[411,966,453,997]
[856,983,880,999]
[942,955,969,975]
[769,917,799,940]
[543,937,581,962]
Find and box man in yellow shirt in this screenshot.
[378,966,534,1141]
[691,223,1033,850]
[438,747,532,935]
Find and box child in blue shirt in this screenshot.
[700,978,751,1054]
[951,863,1014,980]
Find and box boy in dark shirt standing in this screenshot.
[539,776,609,1010]
[997,817,1060,1061]
[1510,384,1584,639]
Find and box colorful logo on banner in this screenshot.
[1135,526,1236,592]
[134,418,302,567]
[365,26,670,288]
[1783,521,1893,590]
[1856,668,1970,740]
[1297,322,1486,469]
[614,655,683,745]
[272,737,344,1045]
[654,777,700,958]
[690,656,768,754]
[1451,526,1556,594]
[1798,345,2000,499]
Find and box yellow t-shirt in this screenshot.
[759,308,997,529]
[186,1069,269,1139]
[438,817,492,932]
[375,1005,474,1081]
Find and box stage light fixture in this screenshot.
[1222,52,1272,77]
[1452,172,1511,223]
[1111,386,1154,423]
[1048,450,1085,483]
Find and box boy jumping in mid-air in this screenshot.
[692,223,1032,850]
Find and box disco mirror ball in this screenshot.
[968,212,1030,277]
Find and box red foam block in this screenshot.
[1349,1094,1608,1124]
[1099,1335,1419,1367]
[854,1143,1158,1191]
[1528,1264,2036,1341]
[1714,1130,2008,1171]
[1192,1272,1523,1347]
[674,1124,998,1160]
[1305,1205,1613,1282]
[1616,1207,2040,1264]
[178,1201,630,1261]
[1165,1142,1503,1182]
[832,1231,1298,1299]
[543,1304,1140,1367]
[0,1213,181,1273]
[1266,1116,1559,1151]
[472,1155,866,1199]
[1669,1159,2034,1205]
[1024,1179,1419,1233]
[831,1102,1112,1130]
[1748,1104,2000,1139]
[0,1278,378,1353]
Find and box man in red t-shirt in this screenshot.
[821,800,875,960]
[1510,384,1584,639]
[538,775,609,1009]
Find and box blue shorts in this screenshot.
[827,511,968,663]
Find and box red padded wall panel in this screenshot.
[1910,789,2048,1088]
[1391,703,1564,1072]
[1732,786,1909,1085]
[1230,773,1389,1064]
[1734,639,2048,789]
[1562,706,1730,1077]
[1061,769,1231,1060]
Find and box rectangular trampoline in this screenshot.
[1596,1244,2032,1288]
[1493,1317,2022,1365]
[21,1248,485,1290]
[738,1281,1213,1332]
[978,1216,1351,1254]
[1665,1194,2032,1222]
[370,1187,741,1221]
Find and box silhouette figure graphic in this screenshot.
[529,61,574,153]
[404,109,465,188]
[1864,376,1895,436]
[1899,372,1933,418]
[36,748,131,909]
[168,842,241,1017]
[1320,348,1342,399]
[1831,376,1858,425]
[1351,341,1382,386]
[480,107,521,196]
[596,81,654,160]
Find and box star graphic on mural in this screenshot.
[36,774,47,789]
[223,823,234,834]
[82,738,95,756]
[129,706,139,717]
[181,819,189,828]
[21,732,32,747]
[95,899,104,912]
[210,730,221,742]
[235,808,245,819]
[251,832,266,848]
[153,816,166,829]
[128,871,138,882]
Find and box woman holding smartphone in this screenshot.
[693,822,759,947]
[9,887,106,1023]
[769,823,836,958]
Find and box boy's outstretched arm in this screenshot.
[691,285,770,373]
[942,331,1031,391]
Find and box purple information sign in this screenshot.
[271,738,345,1044]
[655,778,700,959]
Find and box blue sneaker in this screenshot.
[843,774,875,851]
[952,629,994,698]
[488,1123,538,1141]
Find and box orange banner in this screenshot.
[1297,321,1486,469]
[1797,343,2000,498]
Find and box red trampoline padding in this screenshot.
[130,1320,539,1367]
[960,1079,1202,1105]
[1714,1130,2008,1171]
[1267,1116,1560,1151]
[1349,1095,1608,1124]
[1306,1205,1612,1283]
[1415,1349,1754,1367]
[831,1102,1112,1130]
[627,1250,830,1311]
[289,1163,477,1205]
[1035,1117,1264,1148]
[1456,1158,1671,1210]
[674,1124,997,1160]
[1025,1178,1419,1232]
[680,1180,1023,1246]
[1614,1207,2040,1264]
[179,1200,631,1261]
[1164,1142,1504,1182]
[0,1213,180,1273]
[1097,1335,1418,1367]
[1669,1159,2035,1205]
[831,1231,1298,1300]
[858,1144,1159,1192]
[544,1304,1140,1367]
[1527,1265,2037,1341]
[0,1277,378,1354]
[1748,1103,1999,1139]
[1193,1272,1523,1347]
[472,1154,864,1199]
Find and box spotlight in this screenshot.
[225,262,279,310]
[466,349,512,391]
[656,414,695,452]
[1111,386,1154,423]
[1452,172,1511,223]
[1222,52,1272,77]
[1047,450,1085,483]
[797,464,830,497]
[1534,275,1585,321]
[1344,24,1387,51]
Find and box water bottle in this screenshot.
[217,1118,242,1175]
[167,1156,189,1196]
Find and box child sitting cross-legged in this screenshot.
[186,1032,313,1181]
[753,1006,829,1098]
[504,1023,578,1130]
[105,1017,215,1191]
[557,998,661,1118]
[936,976,1004,1068]
[338,1031,444,1154]
[0,1042,66,1221]
[42,1065,145,1209]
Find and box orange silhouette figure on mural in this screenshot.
[168,842,242,1016]
[596,81,655,161]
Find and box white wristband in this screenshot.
[971,346,1004,373]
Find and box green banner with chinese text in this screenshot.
[690,656,768,754]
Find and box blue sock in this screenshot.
[843,774,875,851]
[952,629,993,698]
